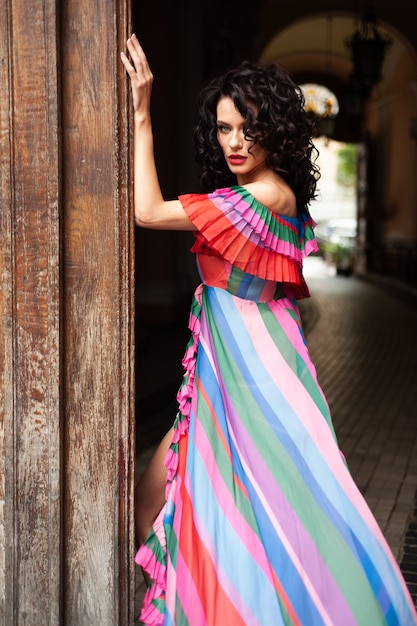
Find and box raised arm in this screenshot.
[120,35,195,230]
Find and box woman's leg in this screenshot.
[135,426,174,547]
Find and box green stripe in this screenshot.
[143,526,166,567]
[165,508,178,571]
[174,594,190,626]
[203,296,386,622]
[151,596,166,615]
[221,366,386,622]
[195,380,261,537]
[232,185,316,251]
[261,302,337,435]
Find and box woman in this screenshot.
[121,35,417,626]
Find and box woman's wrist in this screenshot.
[134,111,152,126]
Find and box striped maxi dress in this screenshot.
[136,186,417,626]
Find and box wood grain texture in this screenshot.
[60,0,135,623]
[0,0,62,623]
[0,0,134,623]
[0,0,12,621]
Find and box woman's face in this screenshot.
[216,96,268,184]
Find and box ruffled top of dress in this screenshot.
[179,186,318,299]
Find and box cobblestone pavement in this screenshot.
[134,256,417,618]
[301,258,417,607]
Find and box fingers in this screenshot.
[120,51,135,77]
[120,34,154,114]
[127,35,148,74]
[121,34,153,81]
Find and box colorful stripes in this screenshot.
[136,189,417,624]
[179,187,315,298]
[137,279,417,624]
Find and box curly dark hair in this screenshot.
[193,61,320,210]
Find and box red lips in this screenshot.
[228,155,247,165]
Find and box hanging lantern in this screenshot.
[301,84,339,141]
[345,5,392,95]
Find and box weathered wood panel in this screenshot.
[0,1,12,621]
[0,0,62,623]
[0,0,134,623]
[60,0,135,623]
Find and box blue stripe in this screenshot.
[202,286,406,617]
[186,401,287,626]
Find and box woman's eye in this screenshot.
[217,124,230,134]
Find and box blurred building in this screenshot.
[134,1,417,321]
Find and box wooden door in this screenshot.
[0,0,135,623]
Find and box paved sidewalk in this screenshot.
[134,257,417,619]
[301,258,417,561]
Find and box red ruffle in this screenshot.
[179,187,317,299]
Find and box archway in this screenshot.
[257,12,417,280]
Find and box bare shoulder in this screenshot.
[241,180,297,218]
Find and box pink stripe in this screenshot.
[201,343,355,622]
[221,188,299,233]
[209,192,304,261]
[220,188,316,258]
[135,544,155,568]
[243,301,403,567]
[229,300,412,613]
[193,415,274,583]
[227,424,349,626]
[183,424,269,626]
[169,477,181,539]
[270,298,327,396]
[165,479,180,618]
[197,317,354,624]
[169,549,209,626]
